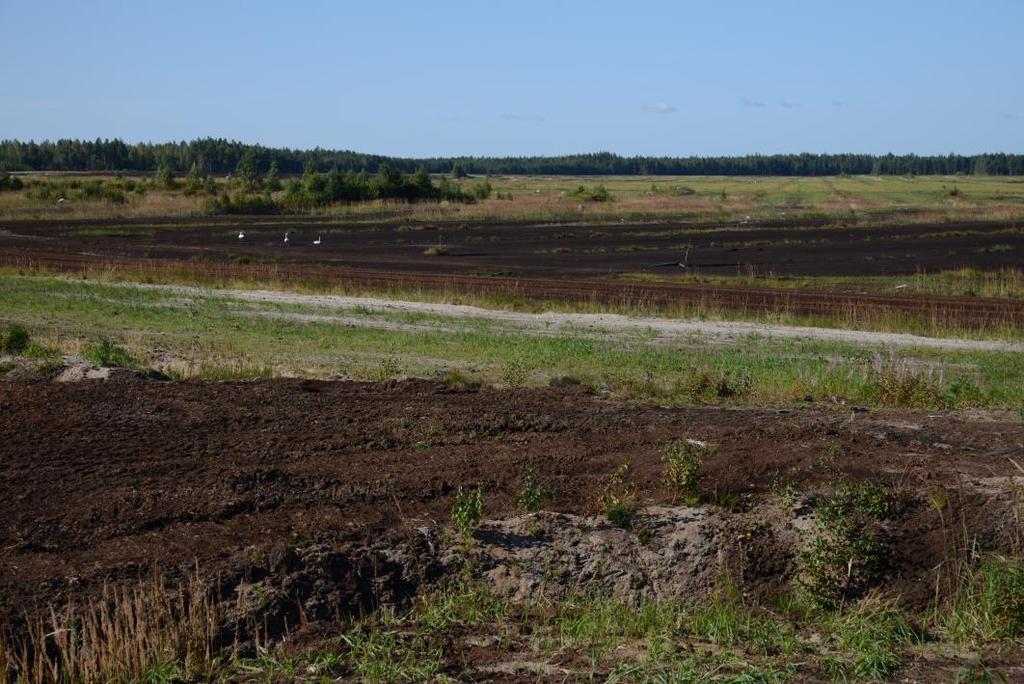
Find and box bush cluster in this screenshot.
[0,171,24,191]
[1,322,30,354]
[568,184,612,202]
[798,482,901,609]
[279,164,481,209]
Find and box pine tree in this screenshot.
[155,162,175,190]
[265,160,282,191]
[184,162,202,194]
[235,151,259,193]
[412,165,433,192]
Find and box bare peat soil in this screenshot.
[3,215,1023,278]
[1,377,1022,629]
[4,217,1024,329]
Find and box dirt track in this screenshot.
[2,377,1022,623]
[155,283,1024,352]
[3,215,1024,331]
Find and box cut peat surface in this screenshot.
[1,378,1021,618]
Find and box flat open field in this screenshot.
[4,214,1024,335]
[5,174,1024,336]
[3,175,1024,681]
[2,377,1023,680]
[5,213,1024,279]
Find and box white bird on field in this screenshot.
[313,234,322,245]
[238,231,245,239]
[283,232,289,244]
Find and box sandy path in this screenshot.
[124,282,1024,353]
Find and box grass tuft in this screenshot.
[824,594,918,681]
[81,338,135,368]
[944,556,1024,643]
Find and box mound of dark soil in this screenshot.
[1,379,1021,642]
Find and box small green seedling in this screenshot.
[451,486,484,541]
[517,465,550,513]
[598,461,639,528]
[664,439,714,505]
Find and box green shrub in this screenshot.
[0,171,24,191]
[469,180,493,200]
[663,440,713,505]
[649,183,695,196]
[769,470,801,508]
[69,179,129,204]
[799,527,888,611]
[1,322,30,354]
[206,191,278,215]
[598,462,640,528]
[82,339,135,368]
[517,465,550,513]
[451,486,484,541]
[818,481,901,522]
[155,163,176,190]
[798,482,899,610]
[569,184,612,202]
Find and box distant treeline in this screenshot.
[2,138,1023,176]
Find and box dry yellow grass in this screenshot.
[1,570,232,683]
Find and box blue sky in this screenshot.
[1,1,1021,156]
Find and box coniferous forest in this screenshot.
[1,138,1022,176]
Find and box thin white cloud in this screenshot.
[780,100,801,109]
[643,102,677,113]
[741,97,766,108]
[831,100,847,107]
